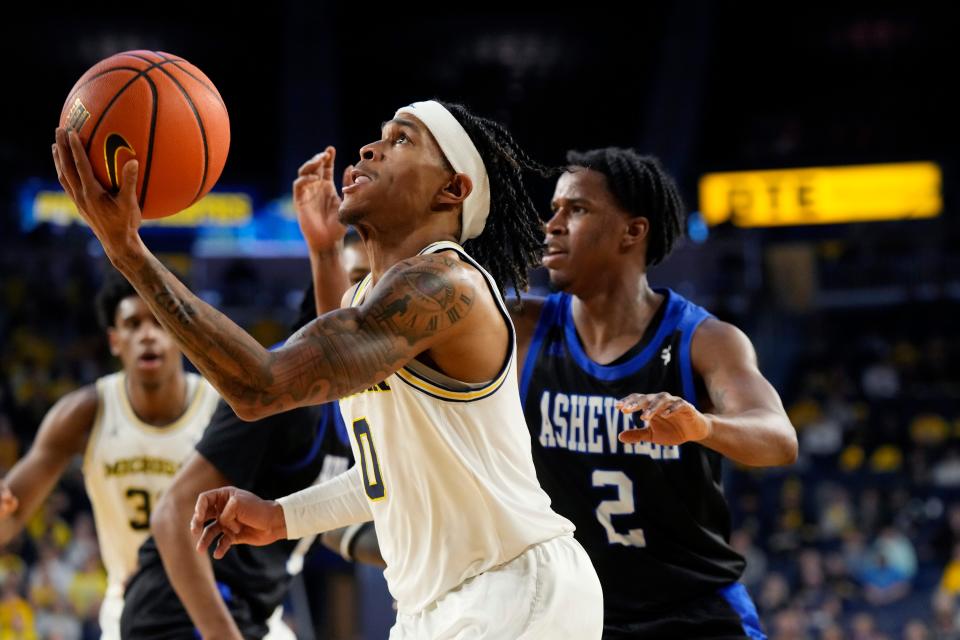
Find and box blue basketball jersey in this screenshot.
[520,289,745,621]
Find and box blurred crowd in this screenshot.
[728,301,960,638]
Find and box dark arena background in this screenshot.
[1,2,957,638]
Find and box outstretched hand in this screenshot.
[616,392,713,446]
[190,486,287,559]
[294,146,350,253]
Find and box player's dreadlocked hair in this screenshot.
[565,147,685,266]
[439,102,555,293]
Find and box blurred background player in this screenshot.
[0,271,219,639]
[513,148,797,638]
[120,292,352,640]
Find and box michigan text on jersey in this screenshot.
[103,457,181,477]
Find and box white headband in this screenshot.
[394,100,490,243]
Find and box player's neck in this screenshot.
[570,273,662,353]
[359,224,459,283]
[125,371,189,426]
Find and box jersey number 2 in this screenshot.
[592,470,647,547]
[353,418,386,501]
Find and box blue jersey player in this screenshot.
[511,148,798,639]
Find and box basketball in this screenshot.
[59,50,230,219]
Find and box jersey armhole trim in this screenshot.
[519,294,562,404]
[350,274,373,307]
[390,241,516,403]
[81,380,106,473]
[679,309,712,407]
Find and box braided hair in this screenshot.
[439,102,555,293]
[565,148,685,266]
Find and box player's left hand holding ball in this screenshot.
[52,128,144,262]
[616,392,713,446]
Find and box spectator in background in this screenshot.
[861,359,900,400]
[808,596,843,636]
[770,607,806,640]
[34,596,81,640]
[63,514,97,572]
[936,506,960,562]
[66,553,105,633]
[823,550,859,605]
[939,543,960,597]
[875,526,917,582]
[796,549,830,611]
[770,476,809,553]
[819,484,855,541]
[858,489,885,536]
[731,528,768,590]
[820,623,844,640]
[932,589,960,639]
[902,619,930,640]
[0,569,36,640]
[27,541,72,609]
[850,612,881,640]
[759,572,791,616]
[859,547,912,606]
[932,449,960,489]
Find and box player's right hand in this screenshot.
[191,486,287,559]
[293,146,350,253]
[0,483,18,517]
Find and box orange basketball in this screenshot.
[59,50,230,219]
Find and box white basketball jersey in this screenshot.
[340,241,574,614]
[82,372,219,607]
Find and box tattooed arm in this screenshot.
[134,250,476,421]
[224,253,479,418]
[52,128,480,421]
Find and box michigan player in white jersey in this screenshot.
[0,271,219,639]
[52,100,604,639]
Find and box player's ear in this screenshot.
[436,173,473,207]
[107,328,121,357]
[622,216,649,249]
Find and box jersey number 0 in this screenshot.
[353,418,386,501]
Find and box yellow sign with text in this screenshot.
[30,191,253,228]
[699,162,941,227]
